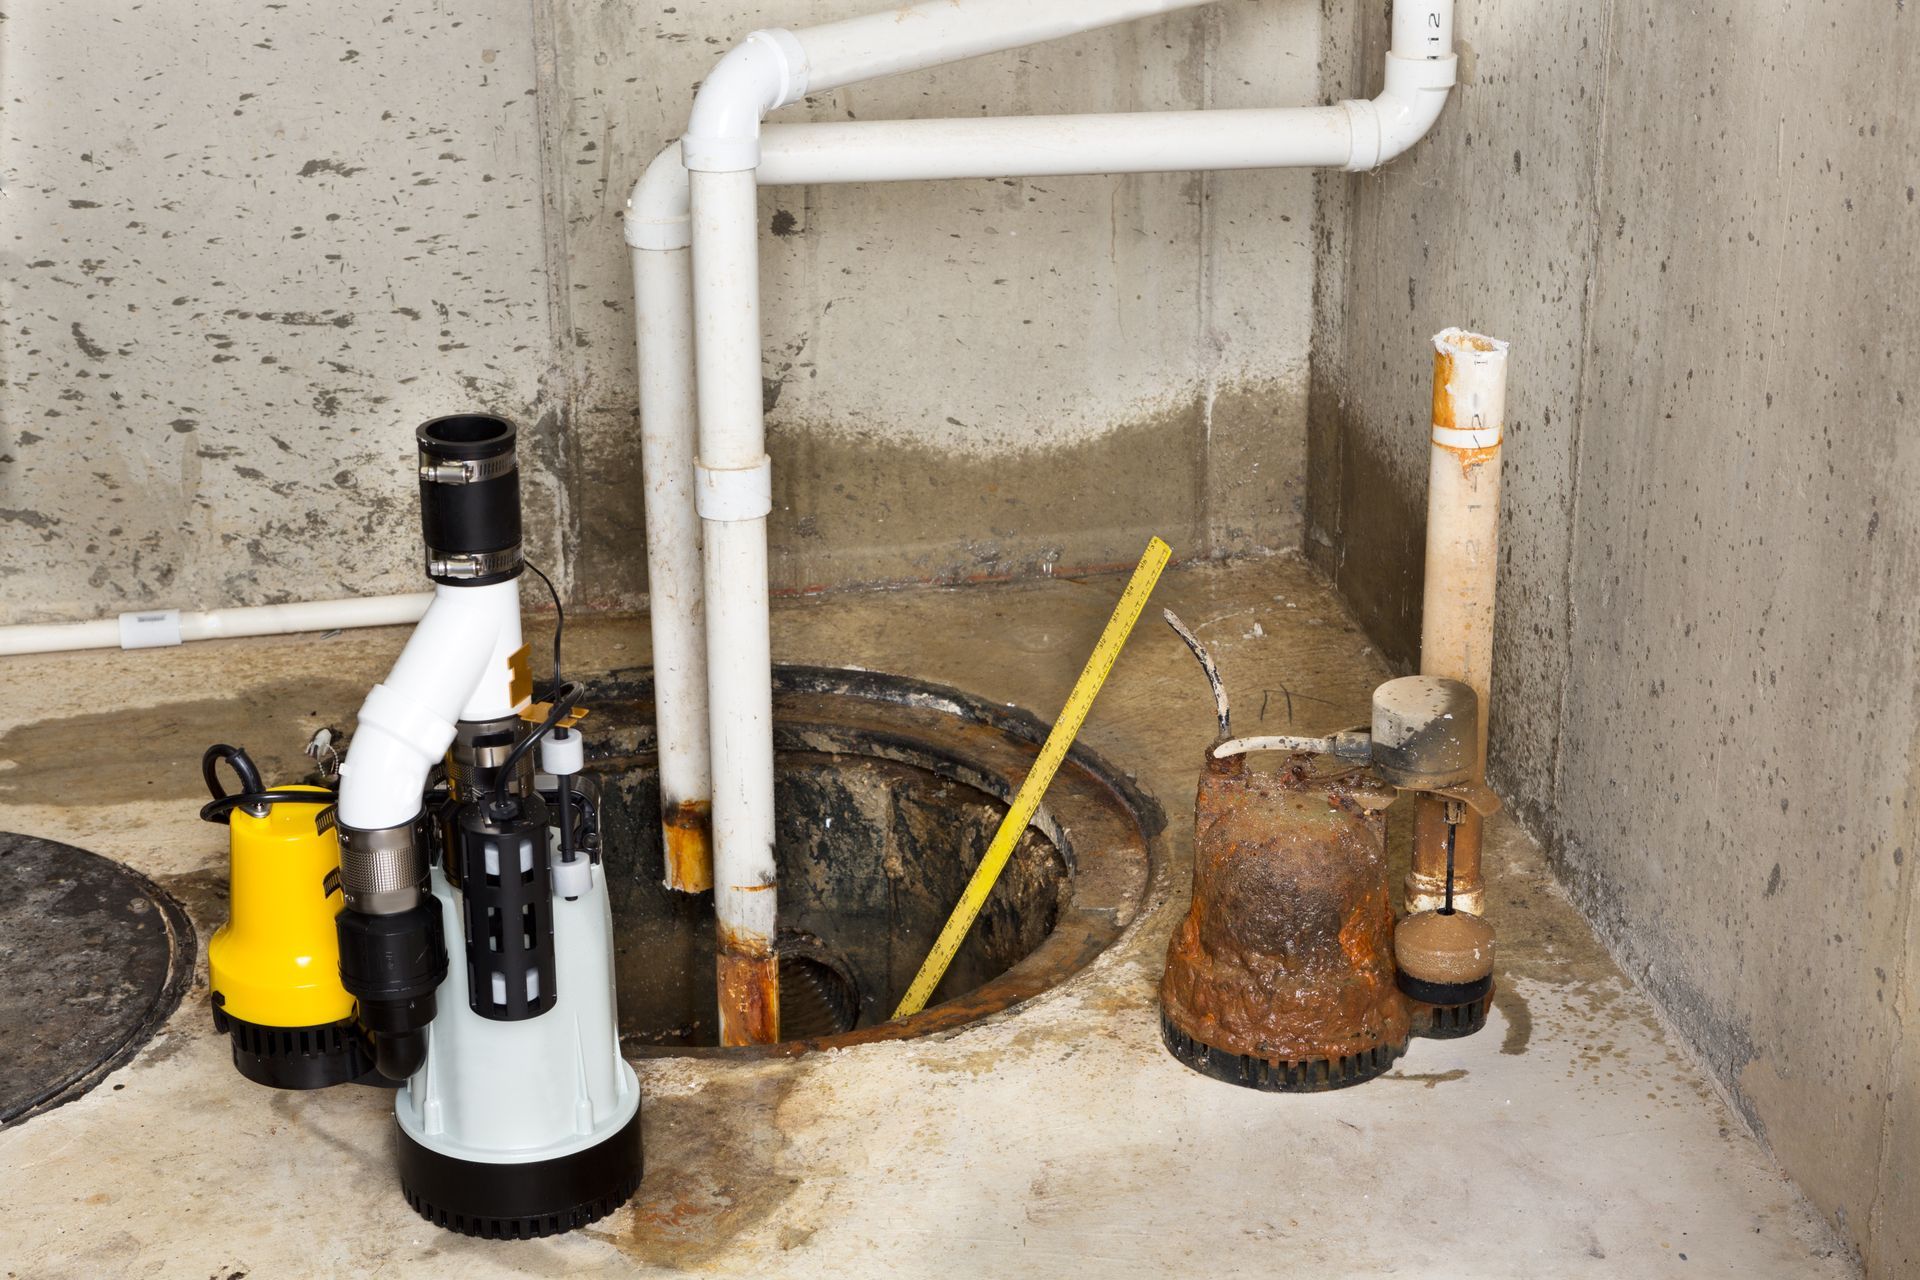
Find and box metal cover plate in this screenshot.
[0,833,194,1125]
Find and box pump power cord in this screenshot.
[199,743,336,824]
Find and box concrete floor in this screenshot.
[0,556,1852,1278]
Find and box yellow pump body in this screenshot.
[207,785,372,1088]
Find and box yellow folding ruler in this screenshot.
[893,536,1173,1019]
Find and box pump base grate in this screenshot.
[1160,1012,1407,1093]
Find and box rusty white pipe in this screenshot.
[690,167,781,1046]
[628,144,713,894]
[1407,328,1508,917]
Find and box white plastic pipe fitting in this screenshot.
[336,580,524,831]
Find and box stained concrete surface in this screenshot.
[0,557,1849,1277]
[1309,5,1920,1273]
[0,0,559,621]
[2,0,1316,623]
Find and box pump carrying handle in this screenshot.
[199,742,336,825]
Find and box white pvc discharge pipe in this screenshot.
[336,580,523,830]
[0,592,433,658]
[634,0,1459,1043]
[629,146,714,896]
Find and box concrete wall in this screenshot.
[0,0,1319,624]
[0,0,557,621]
[1311,3,1920,1274]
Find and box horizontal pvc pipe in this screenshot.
[682,0,1229,171]
[793,0,1223,96]
[0,593,434,658]
[755,108,1355,184]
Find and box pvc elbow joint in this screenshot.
[681,29,810,173]
[1343,52,1458,171]
[337,685,459,829]
[625,143,691,250]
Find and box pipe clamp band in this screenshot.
[1431,424,1502,449]
[419,451,517,486]
[694,457,773,522]
[118,609,183,649]
[426,543,524,581]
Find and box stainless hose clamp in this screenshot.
[424,543,524,581]
[418,450,518,486]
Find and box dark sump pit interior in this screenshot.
[583,667,1157,1053]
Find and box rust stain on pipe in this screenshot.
[716,926,780,1046]
[661,799,713,893]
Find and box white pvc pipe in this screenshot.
[0,592,433,658]
[754,109,1355,184]
[689,167,781,1045]
[681,0,1231,172]
[1420,326,1507,761]
[337,580,523,830]
[1392,0,1455,59]
[792,0,1223,96]
[630,146,715,894]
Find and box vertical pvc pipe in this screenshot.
[633,240,715,894]
[1389,0,1455,60]
[1407,328,1507,917]
[689,167,781,1045]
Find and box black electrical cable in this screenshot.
[202,743,264,800]
[199,743,336,824]
[489,679,581,811]
[524,559,565,694]
[483,561,580,814]
[1441,817,1457,916]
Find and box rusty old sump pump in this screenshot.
[1157,328,1511,1092]
[1157,617,1500,1090]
